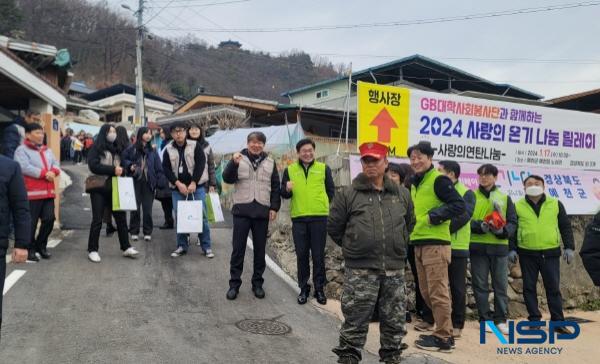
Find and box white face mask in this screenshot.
[106,132,117,143]
[525,185,544,197]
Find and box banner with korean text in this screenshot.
[357,81,600,170]
[349,155,600,215]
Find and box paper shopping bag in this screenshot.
[205,192,225,223]
[112,177,137,211]
[177,199,203,234]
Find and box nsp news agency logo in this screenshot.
[480,320,580,355]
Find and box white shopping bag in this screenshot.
[207,192,225,223]
[112,177,137,211]
[177,196,203,234]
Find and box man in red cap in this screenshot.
[328,142,412,364]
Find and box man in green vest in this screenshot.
[281,138,335,305]
[470,164,517,335]
[510,175,574,333]
[408,141,465,353]
[437,160,475,339]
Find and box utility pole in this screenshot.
[135,0,146,126]
[344,63,352,149]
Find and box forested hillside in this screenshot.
[2,0,344,101]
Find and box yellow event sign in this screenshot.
[357,81,410,157]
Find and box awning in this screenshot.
[207,123,304,155]
[0,48,66,110]
[63,120,101,135]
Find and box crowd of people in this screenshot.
[60,129,95,164]
[325,140,582,363]
[0,111,599,362]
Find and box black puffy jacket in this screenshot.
[580,212,600,286]
[0,155,31,252]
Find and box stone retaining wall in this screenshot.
[265,154,600,318]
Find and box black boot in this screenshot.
[27,250,39,263]
[37,249,51,259]
[226,287,239,300]
[315,290,327,305]
[252,286,265,299]
[297,286,310,305]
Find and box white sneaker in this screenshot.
[123,247,139,258]
[205,249,215,258]
[144,235,151,242]
[88,251,101,263]
[171,247,187,257]
[497,323,509,335]
[131,235,139,241]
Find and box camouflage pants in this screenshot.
[333,268,406,362]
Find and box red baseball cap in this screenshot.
[359,142,388,160]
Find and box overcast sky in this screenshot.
[108,0,600,99]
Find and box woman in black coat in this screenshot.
[104,125,133,235]
[122,127,167,241]
[87,124,139,263]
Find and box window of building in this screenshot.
[316,89,330,99]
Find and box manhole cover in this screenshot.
[235,318,291,335]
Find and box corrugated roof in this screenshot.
[70,81,96,95]
[546,88,600,104]
[0,35,57,57]
[82,83,173,104]
[282,54,543,100]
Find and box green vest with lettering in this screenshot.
[410,168,451,243]
[288,161,330,218]
[515,196,560,250]
[472,188,508,245]
[451,182,471,251]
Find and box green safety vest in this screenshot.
[472,188,508,245]
[410,168,451,243]
[515,196,560,251]
[451,182,471,251]
[288,161,330,218]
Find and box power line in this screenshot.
[150,0,246,3]
[186,9,263,50]
[144,0,177,26]
[367,72,600,84]
[270,52,600,65]
[147,1,600,32]
[144,0,263,50]
[146,0,250,8]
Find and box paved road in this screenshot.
[0,165,448,364]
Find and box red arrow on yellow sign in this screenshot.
[369,108,398,143]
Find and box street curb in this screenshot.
[246,237,300,295]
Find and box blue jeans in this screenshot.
[172,189,212,251]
